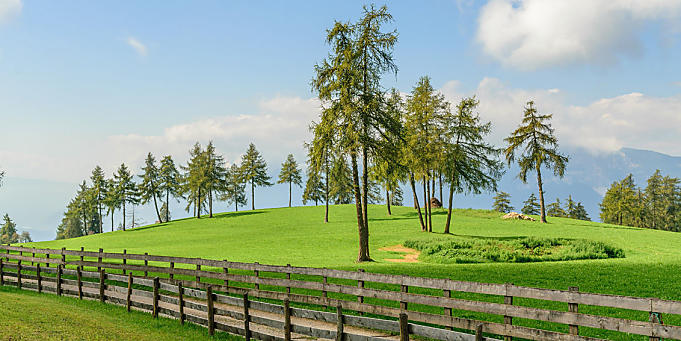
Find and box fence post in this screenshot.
[97,248,103,272]
[152,277,159,318]
[1,258,4,286]
[336,304,343,341]
[243,293,251,341]
[322,273,328,309]
[223,260,229,287]
[36,263,42,293]
[399,312,409,341]
[169,261,174,280]
[80,247,84,264]
[286,263,292,294]
[444,289,452,330]
[31,249,35,266]
[17,260,21,289]
[144,253,148,277]
[46,253,50,268]
[61,247,66,264]
[284,298,291,341]
[400,284,408,310]
[196,264,201,283]
[504,283,514,341]
[77,266,83,299]
[254,262,259,290]
[569,286,579,336]
[122,249,127,275]
[649,311,662,341]
[57,265,62,296]
[126,273,132,312]
[357,269,365,315]
[207,285,215,335]
[178,282,185,325]
[475,324,483,341]
[99,269,106,303]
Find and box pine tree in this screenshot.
[278,154,303,207]
[565,195,578,219]
[521,193,541,215]
[493,192,514,213]
[103,178,121,232]
[220,163,247,212]
[182,142,208,218]
[240,143,272,210]
[573,202,591,221]
[0,214,19,244]
[329,157,354,204]
[600,174,638,226]
[90,165,106,233]
[56,201,84,240]
[547,198,566,217]
[308,119,334,222]
[114,163,136,230]
[504,101,568,223]
[139,152,163,223]
[159,155,181,223]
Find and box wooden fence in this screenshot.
[1,245,680,341]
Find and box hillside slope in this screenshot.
[28,204,681,301]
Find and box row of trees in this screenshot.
[56,143,323,239]
[600,170,681,231]
[493,192,590,221]
[306,5,568,261]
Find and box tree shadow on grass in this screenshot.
[213,211,266,219]
[128,223,169,232]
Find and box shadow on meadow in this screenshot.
[214,211,265,219]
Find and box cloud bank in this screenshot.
[0,0,21,23]
[126,37,148,56]
[476,0,681,70]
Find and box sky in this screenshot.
[1,0,681,240]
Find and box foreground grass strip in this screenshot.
[0,286,241,341]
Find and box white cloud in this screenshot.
[0,0,21,23]
[440,78,681,156]
[126,37,147,56]
[476,0,681,70]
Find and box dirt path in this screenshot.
[379,245,421,263]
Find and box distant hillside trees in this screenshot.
[522,193,540,215]
[114,163,137,230]
[493,192,514,213]
[504,101,568,223]
[139,153,163,223]
[158,155,181,222]
[278,154,303,208]
[547,198,567,217]
[1,214,19,244]
[18,231,31,243]
[90,166,106,234]
[302,166,325,206]
[221,163,247,212]
[240,143,273,210]
[600,170,681,231]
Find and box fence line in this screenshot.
[2,245,679,340]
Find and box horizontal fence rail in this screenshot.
[1,245,680,340]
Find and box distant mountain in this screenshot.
[453,148,681,222]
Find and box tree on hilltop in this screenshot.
[90,166,106,233]
[114,163,136,230]
[278,154,303,207]
[221,163,247,212]
[0,214,18,244]
[504,101,568,223]
[521,193,540,215]
[547,198,566,217]
[158,155,181,223]
[493,192,514,213]
[240,143,272,210]
[139,153,163,223]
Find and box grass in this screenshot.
[20,204,681,339]
[0,285,240,340]
[404,236,625,263]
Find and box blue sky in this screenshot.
[1,0,681,240]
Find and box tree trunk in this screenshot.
[439,173,443,208]
[289,181,292,207]
[111,209,114,232]
[197,187,201,219]
[444,175,455,234]
[352,152,371,262]
[209,188,213,218]
[536,165,547,223]
[98,200,103,234]
[152,182,162,223]
[386,189,392,215]
[422,178,428,231]
[427,176,432,232]
[122,199,126,231]
[324,157,329,223]
[362,148,369,232]
[409,173,425,230]
[166,190,170,223]
[251,179,255,210]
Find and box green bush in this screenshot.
[404,237,624,264]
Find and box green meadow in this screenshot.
[19,204,681,339]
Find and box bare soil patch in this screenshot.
[379,244,421,263]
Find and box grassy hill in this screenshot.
[27,204,681,302]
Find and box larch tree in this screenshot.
[113,163,136,230]
[220,163,247,212]
[103,178,121,231]
[182,142,208,218]
[441,97,503,234]
[139,152,163,223]
[204,142,227,218]
[303,165,325,206]
[521,193,541,215]
[90,165,106,233]
[504,101,568,223]
[158,155,181,223]
[600,174,638,226]
[0,214,18,244]
[278,154,303,208]
[329,157,354,205]
[493,192,514,213]
[547,198,566,217]
[308,117,335,222]
[240,143,272,210]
